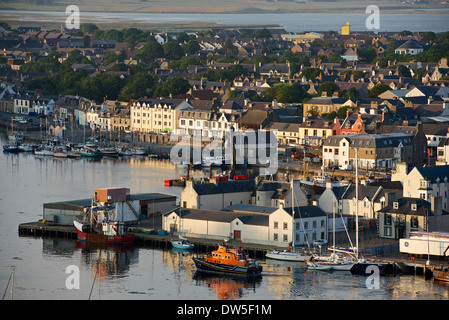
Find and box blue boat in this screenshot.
[171,235,194,250]
[3,144,19,153]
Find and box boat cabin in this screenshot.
[206,245,252,266]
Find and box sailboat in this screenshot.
[171,235,195,250]
[266,179,313,262]
[307,159,358,271]
[8,116,24,143]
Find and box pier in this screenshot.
[18,220,448,275]
[18,220,273,259]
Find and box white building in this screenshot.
[395,164,449,211]
[130,98,193,133]
[181,178,308,211]
[177,110,240,139]
[394,39,424,55]
[163,204,327,247]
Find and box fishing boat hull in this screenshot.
[433,269,449,282]
[171,241,194,250]
[192,257,262,277]
[73,220,135,245]
[3,145,19,153]
[265,250,312,262]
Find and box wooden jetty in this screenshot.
[18,220,273,258]
[18,221,448,275]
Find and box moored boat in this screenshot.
[80,147,103,159]
[433,266,449,282]
[192,244,262,277]
[100,147,119,157]
[132,147,146,155]
[34,147,54,156]
[3,144,19,153]
[265,248,312,262]
[18,143,33,152]
[171,235,194,250]
[73,203,135,245]
[74,218,135,245]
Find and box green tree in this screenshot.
[358,47,377,63]
[183,40,201,55]
[153,77,190,98]
[134,39,164,63]
[369,83,391,98]
[118,72,155,101]
[300,67,323,80]
[163,41,184,60]
[263,82,309,103]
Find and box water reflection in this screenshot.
[74,242,138,281]
[192,272,262,300]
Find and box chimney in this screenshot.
[431,195,442,216]
[428,96,433,104]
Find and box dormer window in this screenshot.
[393,202,399,209]
[411,204,417,211]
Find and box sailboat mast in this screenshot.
[355,148,359,259]
[333,198,335,257]
[291,178,294,250]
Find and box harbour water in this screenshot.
[1,135,448,301]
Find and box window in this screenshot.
[393,202,398,209]
[384,226,392,236]
[283,222,288,230]
[384,214,392,225]
[411,217,419,228]
[274,222,278,229]
[274,233,278,241]
[411,204,417,211]
[283,234,288,242]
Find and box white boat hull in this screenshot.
[265,250,312,262]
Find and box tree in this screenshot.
[263,83,309,103]
[183,40,201,55]
[134,38,164,63]
[300,67,323,80]
[118,72,155,101]
[163,41,184,60]
[369,83,391,98]
[358,47,377,63]
[153,77,190,98]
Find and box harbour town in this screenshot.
[1,6,449,302]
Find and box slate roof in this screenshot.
[396,39,423,50]
[415,165,449,183]
[284,205,327,219]
[377,197,449,216]
[170,207,270,226]
[323,133,414,148]
[223,204,278,214]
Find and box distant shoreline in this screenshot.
[1,8,448,32]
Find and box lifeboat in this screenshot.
[192,244,262,277]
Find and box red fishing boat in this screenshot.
[73,202,135,245]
